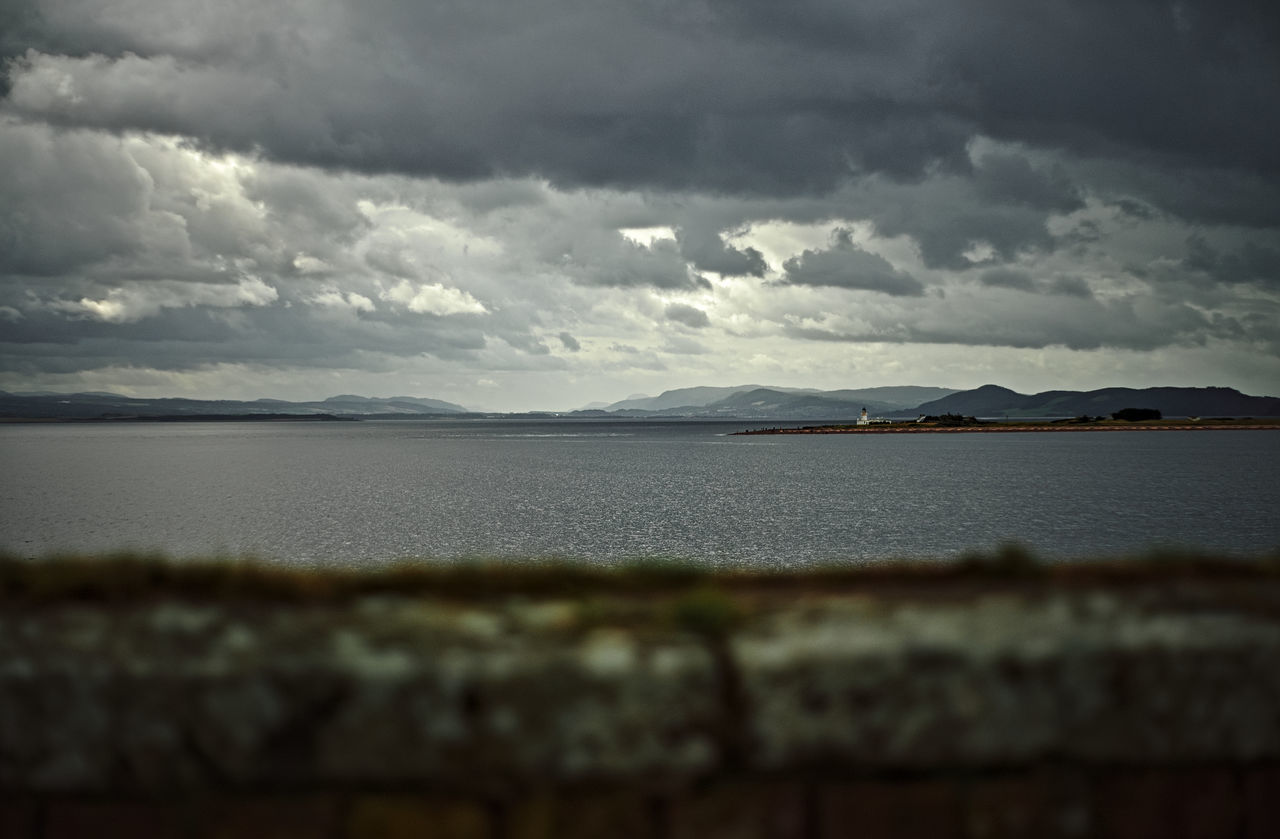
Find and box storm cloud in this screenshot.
[1,0,1277,409]
[781,230,925,296]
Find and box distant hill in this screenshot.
[913,384,1027,416]
[703,388,897,419]
[7,384,1271,422]
[915,385,1280,418]
[605,384,958,414]
[0,391,469,419]
[595,385,960,419]
[606,385,798,411]
[318,394,469,414]
[596,383,1278,420]
[817,386,960,407]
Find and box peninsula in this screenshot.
[735,416,1280,435]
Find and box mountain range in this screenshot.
[0,391,468,419]
[911,384,1280,419]
[586,385,959,419]
[2,384,1277,421]
[582,383,1280,420]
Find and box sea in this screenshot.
[1,419,1277,567]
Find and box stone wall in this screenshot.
[2,561,1278,837]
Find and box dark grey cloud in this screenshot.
[1185,235,1280,289]
[0,122,154,276]
[1109,197,1157,221]
[557,332,580,352]
[979,268,1034,291]
[935,1,1280,180]
[5,0,1277,287]
[976,265,1102,302]
[243,169,372,248]
[972,152,1082,213]
[0,2,53,80]
[7,0,1275,204]
[860,175,1061,269]
[0,282,496,373]
[1074,155,1280,229]
[1048,276,1092,298]
[786,296,1236,353]
[0,308,488,376]
[571,237,706,290]
[664,303,710,329]
[781,230,924,296]
[676,223,767,277]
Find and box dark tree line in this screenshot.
[1111,408,1162,421]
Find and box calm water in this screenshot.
[1,419,1277,567]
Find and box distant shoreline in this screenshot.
[0,413,357,424]
[735,419,1280,435]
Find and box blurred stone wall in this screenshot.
[2,576,1279,837]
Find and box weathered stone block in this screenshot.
[194,795,340,839]
[0,799,38,839]
[732,595,1280,770]
[1240,766,1280,839]
[1095,768,1241,839]
[820,778,963,839]
[505,790,654,839]
[1,601,720,791]
[666,781,807,839]
[44,800,188,839]
[964,770,1094,838]
[347,795,489,839]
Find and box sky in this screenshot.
[1,1,1278,411]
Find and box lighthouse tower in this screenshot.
[857,407,869,426]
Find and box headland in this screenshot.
[736,416,1280,435]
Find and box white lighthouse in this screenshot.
[857,407,869,426]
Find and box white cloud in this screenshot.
[310,290,375,312]
[380,280,487,316]
[293,255,332,274]
[619,226,676,247]
[50,277,278,323]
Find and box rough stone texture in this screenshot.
[0,800,38,838]
[666,782,807,839]
[506,790,657,839]
[1242,766,1280,839]
[964,770,1094,838]
[347,795,490,839]
[195,796,341,839]
[0,598,719,792]
[734,592,1280,770]
[821,779,965,839]
[2,580,1279,796]
[43,800,189,839]
[1093,768,1242,839]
